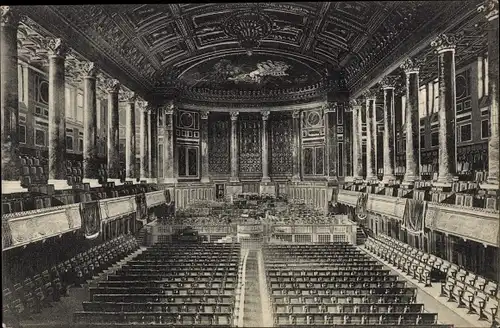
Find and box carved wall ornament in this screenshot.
[478,0,499,21]
[400,57,421,74]
[1,6,21,27]
[104,78,121,93]
[45,38,70,58]
[292,110,301,119]
[222,9,274,56]
[430,32,465,53]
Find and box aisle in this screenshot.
[242,251,264,327]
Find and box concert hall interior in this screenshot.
[1,2,499,328]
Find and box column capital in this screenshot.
[380,76,398,90]
[163,100,175,115]
[261,110,270,121]
[137,101,149,113]
[230,111,239,121]
[324,102,337,113]
[292,110,300,119]
[349,99,362,110]
[362,89,376,100]
[120,90,137,103]
[431,32,464,53]
[200,110,210,120]
[1,6,22,27]
[478,0,499,21]
[45,37,70,58]
[79,61,98,78]
[400,57,422,74]
[104,78,121,93]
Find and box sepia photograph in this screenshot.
[1,2,499,328]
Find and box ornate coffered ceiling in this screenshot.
[21,2,482,102]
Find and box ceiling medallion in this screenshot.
[223,9,274,56]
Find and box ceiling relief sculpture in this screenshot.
[178,55,322,90]
[22,2,483,101]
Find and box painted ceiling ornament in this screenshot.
[430,32,464,53]
[222,8,274,56]
[478,0,499,21]
[400,57,421,74]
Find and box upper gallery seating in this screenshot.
[264,243,454,328]
[2,235,139,326]
[73,242,241,326]
[1,182,157,215]
[365,235,499,324]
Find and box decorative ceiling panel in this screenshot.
[20,2,484,101]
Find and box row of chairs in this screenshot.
[73,242,241,326]
[264,243,451,327]
[365,235,499,324]
[2,235,139,327]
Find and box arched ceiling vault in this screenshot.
[22,2,481,101]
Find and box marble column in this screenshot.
[364,92,377,181]
[1,7,26,193]
[47,38,71,189]
[150,108,158,179]
[380,76,397,184]
[261,110,271,183]
[81,62,100,187]
[200,110,210,183]
[106,79,121,180]
[163,102,176,184]
[479,0,499,187]
[139,101,149,180]
[325,103,338,183]
[291,110,301,182]
[401,58,422,184]
[351,100,363,180]
[229,111,240,183]
[431,33,462,185]
[124,92,137,180]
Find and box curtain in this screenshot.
[402,199,427,235]
[355,193,368,220]
[79,201,101,239]
[135,192,147,223]
[2,219,12,249]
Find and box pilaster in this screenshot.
[230,111,240,183]
[200,110,210,183]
